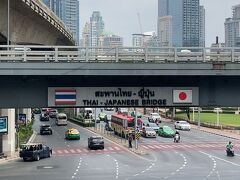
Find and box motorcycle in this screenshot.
[226,147,234,156]
[174,134,180,143]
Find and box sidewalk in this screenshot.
[0,151,20,164]
[87,126,146,155]
[0,130,37,165]
[191,124,240,140]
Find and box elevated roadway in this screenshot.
[0,0,74,45]
[0,46,239,107]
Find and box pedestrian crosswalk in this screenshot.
[140,142,240,152]
[52,146,126,156]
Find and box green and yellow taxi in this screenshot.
[65,128,80,140]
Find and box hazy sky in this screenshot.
[80,0,240,46]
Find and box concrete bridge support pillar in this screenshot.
[1,109,16,157]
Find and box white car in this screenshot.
[174,121,191,131]
[142,127,157,138]
[149,113,161,123]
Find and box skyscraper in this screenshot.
[158,0,205,47]
[199,6,205,47]
[42,0,79,45]
[225,4,240,47]
[90,11,105,47]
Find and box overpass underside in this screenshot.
[0,0,74,45]
[0,75,239,108]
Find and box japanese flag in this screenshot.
[173,90,192,103]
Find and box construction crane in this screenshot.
[137,12,143,34]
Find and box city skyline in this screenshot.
[80,0,240,46]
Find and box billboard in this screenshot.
[48,87,199,107]
[18,113,27,124]
[0,116,8,134]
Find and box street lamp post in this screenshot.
[7,0,10,46]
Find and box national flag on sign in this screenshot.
[55,89,76,105]
[173,90,192,103]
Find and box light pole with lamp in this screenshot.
[7,0,10,46]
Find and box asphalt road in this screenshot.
[0,109,240,180]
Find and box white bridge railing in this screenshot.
[0,45,240,63]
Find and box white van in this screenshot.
[56,113,67,126]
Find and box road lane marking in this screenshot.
[70,149,76,153]
[76,149,82,153]
[199,151,240,167]
[64,150,69,154]
[57,150,63,154]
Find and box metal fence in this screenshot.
[1,45,240,63]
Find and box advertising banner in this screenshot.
[18,113,27,124]
[0,116,8,134]
[48,87,199,107]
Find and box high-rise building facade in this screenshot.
[158,16,172,47]
[80,22,90,47]
[199,6,205,47]
[99,33,123,47]
[90,11,105,47]
[225,4,240,47]
[42,0,79,45]
[158,0,205,47]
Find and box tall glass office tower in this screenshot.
[42,0,80,45]
[90,11,105,47]
[158,0,204,47]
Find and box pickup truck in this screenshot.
[19,143,52,161]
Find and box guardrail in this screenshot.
[1,45,240,63]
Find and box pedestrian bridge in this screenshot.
[0,45,240,108]
[0,0,74,45]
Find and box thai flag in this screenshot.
[55,89,76,105]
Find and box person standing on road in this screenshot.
[128,133,133,148]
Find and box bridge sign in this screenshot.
[48,87,199,107]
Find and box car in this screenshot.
[174,121,191,131]
[65,128,80,140]
[213,108,223,113]
[98,112,107,121]
[84,108,94,119]
[149,113,161,123]
[105,107,114,111]
[142,127,157,138]
[40,113,49,121]
[88,136,104,150]
[146,123,159,132]
[40,124,52,135]
[158,126,175,137]
[49,109,58,118]
[19,143,52,161]
[118,108,128,115]
[131,111,142,118]
[32,108,41,114]
[41,108,50,115]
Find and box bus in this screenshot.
[56,113,67,126]
[111,112,143,138]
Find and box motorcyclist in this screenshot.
[174,130,180,141]
[226,141,233,150]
